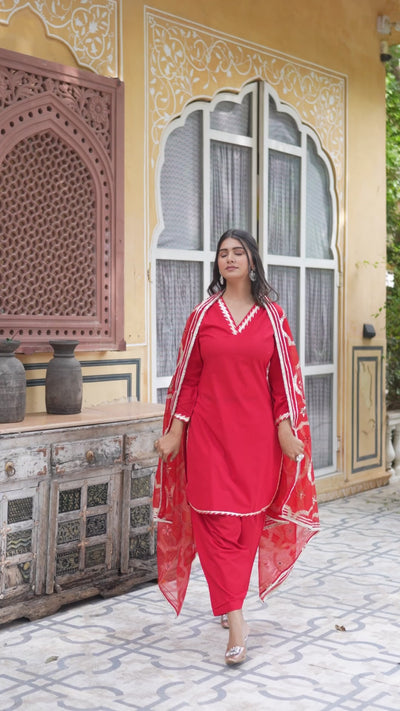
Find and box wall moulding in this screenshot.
[0,0,119,76]
[145,6,346,234]
[352,346,383,473]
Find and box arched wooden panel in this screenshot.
[0,48,124,352]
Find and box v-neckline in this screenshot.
[218,298,259,335]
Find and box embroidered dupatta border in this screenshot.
[264,300,299,426]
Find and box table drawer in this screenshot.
[0,446,48,482]
[125,422,162,463]
[51,436,123,475]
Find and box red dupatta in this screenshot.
[153,294,319,614]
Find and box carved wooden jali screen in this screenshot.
[0,48,124,352]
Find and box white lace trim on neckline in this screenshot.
[218,299,259,335]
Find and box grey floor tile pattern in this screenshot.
[1,479,400,710]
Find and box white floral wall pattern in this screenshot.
[145,8,345,203]
[0,0,118,76]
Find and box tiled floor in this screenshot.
[1,478,400,711]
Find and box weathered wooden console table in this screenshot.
[0,402,164,624]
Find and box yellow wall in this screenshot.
[1,0,400,498]
[0,7,77,65]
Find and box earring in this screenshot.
[219,274,225,286]
[249,268,256,282]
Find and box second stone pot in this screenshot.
[45,340,82,415]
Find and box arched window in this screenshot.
[151,82,338,475]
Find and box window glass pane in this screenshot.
[210,262,215,286]
[157,388,168,404]
[156,260,202,377]
[305,269,334,365]
[268,265,299,345]
[268,151,301,256]
[269,97,300,146]
[158,111,203,250]
[305,374,333,470]
[210,141,252,249]
[210,93,252,136]
[306,137,333,259]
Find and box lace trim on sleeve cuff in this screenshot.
[275,412,290,426]
[174,413,190,423]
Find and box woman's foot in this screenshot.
[225,643,247,665]
[225,609,249,666]
[220,614,229,629]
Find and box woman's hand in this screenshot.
[278,418,305,462]
[154,417,185,463]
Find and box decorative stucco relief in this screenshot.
[146,8,345,201]
[0,0,118,76]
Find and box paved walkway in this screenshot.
[0,478,400,711]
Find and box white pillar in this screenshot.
[386,419,395,475]
[393,421,400,476]
[386,411,400,476]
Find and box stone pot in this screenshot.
[45,340,82,415]
[0,340,26,423]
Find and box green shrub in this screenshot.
[386,46,400,409]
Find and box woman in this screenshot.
[153,228,319,666]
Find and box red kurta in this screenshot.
[153,293,320,615]
[175,299,289,516]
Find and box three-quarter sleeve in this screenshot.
[268,338,291,425]
[174,335,203,421]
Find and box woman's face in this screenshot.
[217,237,253,283]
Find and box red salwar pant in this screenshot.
[190,508,265,616]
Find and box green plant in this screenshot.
[386,46,400,409]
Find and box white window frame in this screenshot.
[151,81,338,476]
[259,85,338,476]
[151,83,258,399]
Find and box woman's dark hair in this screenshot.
[208,228,277,305]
